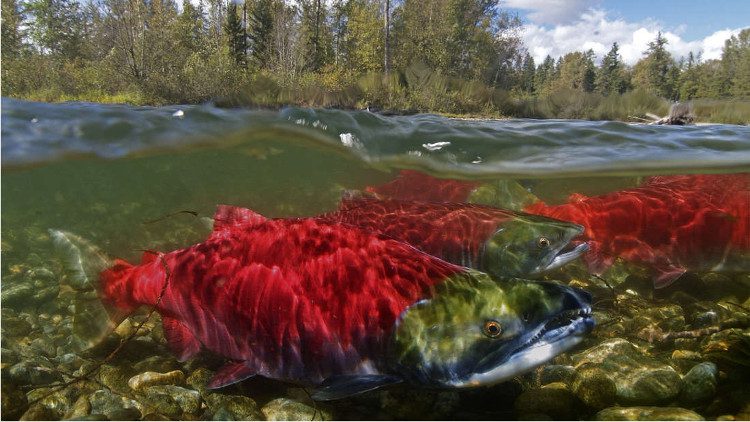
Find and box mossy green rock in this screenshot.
[146,385,202,415]
[88,389,141,420]
[572,338,682,405]
[572,366,617,410]
[679,362,718,404]
[262,397,331,421]
[596,406,704,420]
[205,393,263,421]
[538,364,576,386]
[514,382,580,420]
[2,382,28,420]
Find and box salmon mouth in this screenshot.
[543,241,590,273]
[446,283,594,388]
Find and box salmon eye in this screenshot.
[537,237,551,248]
[483,320,503,338]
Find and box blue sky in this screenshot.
[504,0,750,65]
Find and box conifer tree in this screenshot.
[225,1,247,65]
[633,32,678,99]
[248,0,274,68]
[596,42,626,95]
[1,0,23,59]
[520,52,535,93]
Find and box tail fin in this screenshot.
[49,230,129,351]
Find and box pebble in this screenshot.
[538,364,576,386]
[20,402,58,421]
[514,382,581,420]
[205,393,264,420]
[64,394,92,420]
[679,362,718,404]
[2,382,28,420]
[8,362,63,385]
[2,314,33,337]
[572,338,683,405]
[97,364,131,392]
[186,367,214,395]
[262,397,331,421]
[128,370,186,391]
[572,366,617,410]
[146,385,202,415]
[1,283,36,307]
[596,406,705,420]
[137,389,183,418]
[88,389,141,420]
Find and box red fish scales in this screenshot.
[99,215,464,384]
[321,196,518,267]
[366,170,478,202]
[525,173,749,286]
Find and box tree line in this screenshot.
[1,0,749,120]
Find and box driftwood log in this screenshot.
[648,102,695,125]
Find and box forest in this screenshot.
[2,0,749,122]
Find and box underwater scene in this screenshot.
[2,97,749,420]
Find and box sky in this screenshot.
[504,0,750,65]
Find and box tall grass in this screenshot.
[691,99,750,125]
[5,59,748,124]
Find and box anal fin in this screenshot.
[162,316,202,362]
[207,361,257,390]
[311,374,402,401]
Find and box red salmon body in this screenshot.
[317,195,587,279]
[322,196,515,267]
[100,206,464,387]
[524,173,750,287]
[366,170,478,202]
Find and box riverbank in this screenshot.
[7,87,749,125]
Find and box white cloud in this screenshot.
[519,9,744,66]
[505,0,598,25]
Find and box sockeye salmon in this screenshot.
[366,170,479,202]
[51,205,593,400]
[525,173,750,288]
[319,195,589,279]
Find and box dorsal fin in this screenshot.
[213,205,267,231]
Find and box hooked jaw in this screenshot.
[391,276,595,391]
[539,241,590,273]
[531,223,589,275]
[448,303,594,387]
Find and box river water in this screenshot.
[2,97,749,420]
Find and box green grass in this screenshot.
[6,64,749,125]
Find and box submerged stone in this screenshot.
[186,367,214,395]
[572,366,617,410]
[572,338,682,405]
[378,388,460,419]
[596,406,704,421]
[1,283,36,307]
[538,364,576,386]
[262,397,332,421]
[88,389,141,420]
[679,362,718,404]
[514,382,581,420]
[2,382,28,420]
[205,393,263,421]
[145,385,202,415]
[9,362,63,385]
[128,370,185,391]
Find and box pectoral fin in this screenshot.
[653,265,687,289]
[162,316,202,362]
[207,361,257,389]
[311,374,403,401]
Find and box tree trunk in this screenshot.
[384,0,390,74]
